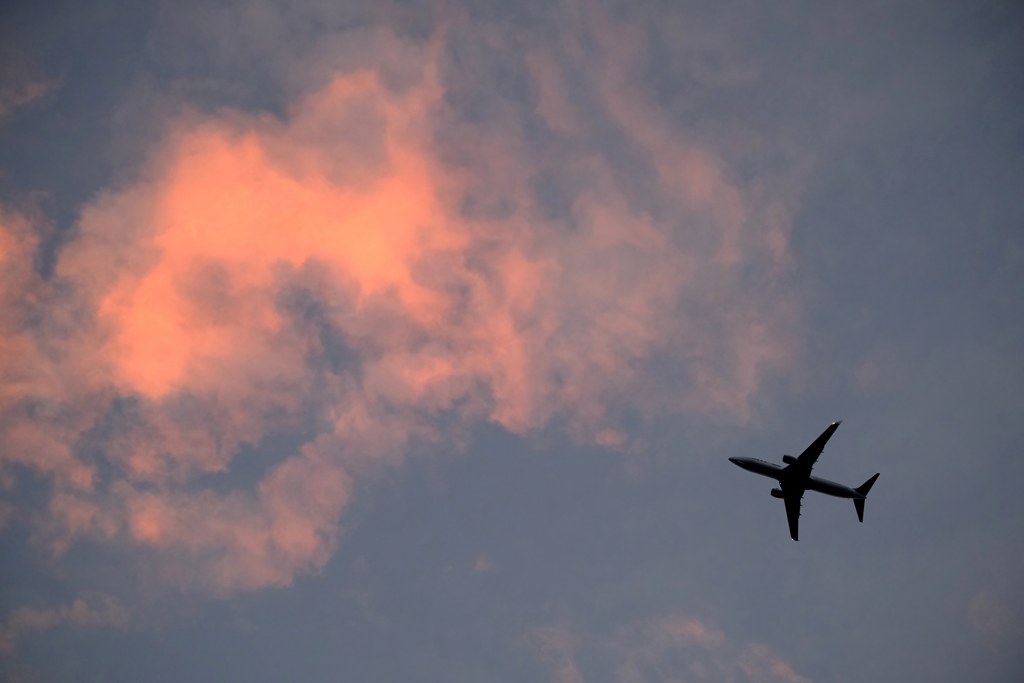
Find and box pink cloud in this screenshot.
[0,592,129,655]
[0,44,59,121]
[0,208,98,496]
[528,623,586,683]
[530,614,811,683]
[1,17,801,594]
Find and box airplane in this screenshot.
[729,421,879,541]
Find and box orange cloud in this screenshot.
[1,20,800,594]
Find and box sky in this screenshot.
[0,0,1022,681]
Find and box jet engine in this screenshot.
[770,488,786,498]
[782,455,797,465]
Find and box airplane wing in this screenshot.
[784,495,801,541]
[795,421,842,473]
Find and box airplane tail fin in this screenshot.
[856,473,880,497]
[853,473,880,523]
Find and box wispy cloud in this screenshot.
[529,622,585,683]
[0,592,129,655]
[529,615,811,683]
[0,44,59,121]
[968,590,1024,642]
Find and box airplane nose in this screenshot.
[728,457,740,464]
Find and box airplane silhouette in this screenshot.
[729,422,879,541]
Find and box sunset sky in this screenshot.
[1,1,1022,681]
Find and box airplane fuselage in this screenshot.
[728,457,865,499]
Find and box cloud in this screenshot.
[529,615,811,683]
[528,623,585,683]
[0,207,98,497]
[1,7,803,595]
[472,554,495,573]
[0,43,59,121]
[0,592,129,655]
[968,590,1023,641]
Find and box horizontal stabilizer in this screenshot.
[854,498,865,523]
